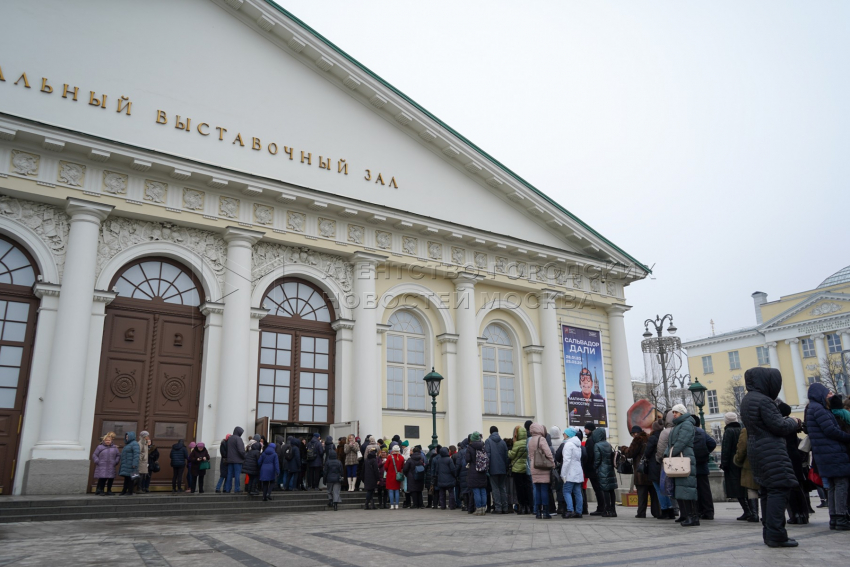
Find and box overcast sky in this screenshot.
[275,0,850,377]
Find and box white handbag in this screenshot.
[662,446,691,478]
[798,435,811,453]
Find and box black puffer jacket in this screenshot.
[403,451,426,492]
[435,447,457,488]
[242,439,261,476]
[720,422,744,499]
[692,417,717,476]
[363,452,381,491]
[739,367,799,489]
[805,383,850,478]
[644,426,663,484]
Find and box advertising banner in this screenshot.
[563,325,609,427]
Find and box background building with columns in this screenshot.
[0,0,648,495]
[683,268,850,434]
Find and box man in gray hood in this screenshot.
[224,426,246,493]
[485,426,509,513]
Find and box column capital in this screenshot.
[250,307,270,319]
[92,289,117,305]
[65,197,113,223]
[376,323,392,334]
[223,226,264,245]
[331,318,356,332]
[607,303,632,316]
[436,332,459,344]
[476,335,489,347]
[453,271,483,289]
[33,282,61,298]
[766,341,778,348]
[840,328,850,336]
[785,338,800,345]
[351,251,387,265]
[811,333,826,340]
[200,301,225,317]
[523,344,544,355]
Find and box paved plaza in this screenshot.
[0,501,845,567]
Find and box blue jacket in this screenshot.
[257,443,281,482]
[169,439,189,468]
[284,437,302,473]
[435,447,457,488]
[119,432,140,477]
[806,383,850,478]
[485,432,509,475]
[323,450,344,484]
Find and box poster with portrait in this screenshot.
[563,325,609,427]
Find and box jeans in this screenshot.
[472,487,487,509]
[759,486,790,543]
[225,463,243,493]
[533,482,550,508]
[563,481,583,513]
[439,487,456,509]
[827,476,849,516]
[652,481,673,509]
[346,465,358,478]
[282,470,297,490]
[490,474,508,512]
[216,474,226,491]
[388,489,400,506]
[141,473,151,491]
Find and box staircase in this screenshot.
[0,489,365,523]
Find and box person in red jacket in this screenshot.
[384,445,405,509]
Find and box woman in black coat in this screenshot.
[776,402,809,524]
[403,447,426,509]
[644,419,674,519]
[362,451,380,510]
[719,414,748,520]
[435,446,457,509]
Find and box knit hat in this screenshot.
[651,418,664,433]
[401,440,409,447]
[778,401,792,417]
[564,428,577,438]
[630,425,643,434]
[671,404,688,415]
[584,423,597,432]
[139,430,149,438]
[724,412,738,425]
[189,442,196,449]
[391,445,400,453]
[470,431,481,442]
[197,442,205,450]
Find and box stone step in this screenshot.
[0,502,364,523]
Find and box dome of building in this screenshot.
[818,265,850,288]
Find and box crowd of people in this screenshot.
[90,366,850,549]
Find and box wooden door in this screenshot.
[90,258,205,490]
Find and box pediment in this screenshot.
[0,0,647,275]
[761,292,850,329]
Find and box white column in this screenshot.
[607,304,635,446]
[841,330,850,354]
[523,345,544,423]
[454,272,484,437]
[350,252,386,440]
[538,289,567,429]
[215,227,263,439]
[437,333,459,445]
[766,341,785,401]
[33,198,112,458]
[812,334,828,376]
[77,291,116,454]
[13,284,60,495]
[247,308,268,434]
[198,302,224,449]
[786,338,808,407]
[331,319,355,424]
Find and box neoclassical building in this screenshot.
[683,269,850,434]
[0,0,648,494]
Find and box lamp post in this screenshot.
[423,367,444,450]
[641,314,680,411]
[688,378,708,430]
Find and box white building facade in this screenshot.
[0,0,647,494]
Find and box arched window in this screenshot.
[112,259,201,306]
[0,237,36,287]
[386,310,427,410]
[262,280,331,322]
[482,323,516,415]
[257,278,335,425]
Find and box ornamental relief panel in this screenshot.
[58,161,86,187]
[102,171,128,195]
[252,241,353,297]
[810,302,842,316]
[0,195,69,279]
[10,150,40,177]
[96,216,226,294]
[144,180,168,204]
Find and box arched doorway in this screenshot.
[90,258,205,491]
[0,236,39,495]
[257,278,335,439]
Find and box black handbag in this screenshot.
[636,456,647,476]
[150,461,160,473]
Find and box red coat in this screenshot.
[383,454,405,490]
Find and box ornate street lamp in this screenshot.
[688,378,708,430]
[423,367,444,450]
[641,314,681,410]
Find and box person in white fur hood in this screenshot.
[560,427,584,519]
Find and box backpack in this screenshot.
[306,442,317,461]
[414,464,425,481]
[615,449,633,474]
[475,448,489,472]
[284,445,294,461]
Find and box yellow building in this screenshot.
[683,266,850,432]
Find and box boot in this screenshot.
[95,489,103,496]
[835,515,850,531]
[535,505,542,519]
[736,498,752,521]
[681,501,700,527]
[747,499,760,523]
[829,515,837,530]
[333,502,338,511]
[542,506,552,520]
[675,500,686,523]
